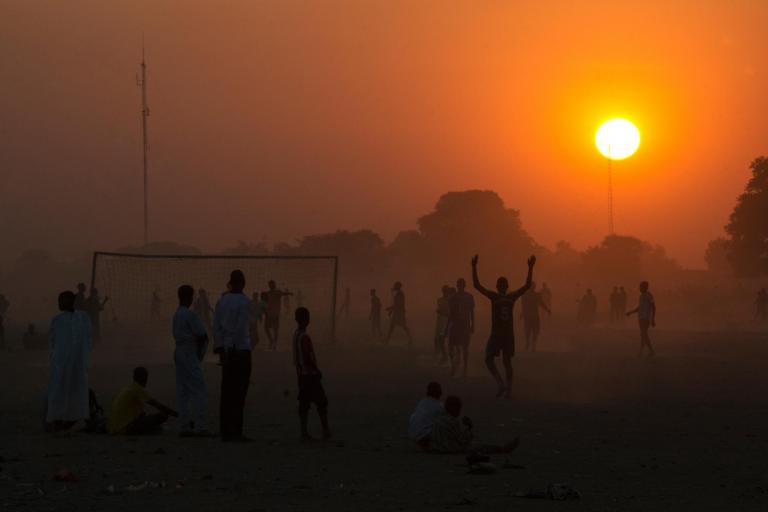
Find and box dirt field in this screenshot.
[2,323,768,511]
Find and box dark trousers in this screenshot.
[220,349,252,439]
[126,413,168,435]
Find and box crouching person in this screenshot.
[431,395,519,455]
[108,367,178,435]
[293,307,331,441]
[408,381,444,449]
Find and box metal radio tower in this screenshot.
[136,44,150,246]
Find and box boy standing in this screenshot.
[292,307,331,441]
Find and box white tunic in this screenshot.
[408,397,445,441]
[47,311,91,422]
[213,292,251,351]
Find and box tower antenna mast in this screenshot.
[608,144,615,235]
[136,40,150,246]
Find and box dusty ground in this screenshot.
[2,322,768,511]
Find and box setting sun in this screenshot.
[595,118,641,160]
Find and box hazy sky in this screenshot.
[2,0,767,268]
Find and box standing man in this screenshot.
[520,282,550,352]
[85,287,109,343]
[609,287,620,323]
[755,288,767,322]
[264,280,293,350]
[213,270,252,442]
[369,289,382,340]
[74,283,87,311]
[338,287,351,319]
[626,281,656,357]
[472,254,536,398]
[434,286,451,362]
[385,281,412,345]
[0,293,9,350]
[249,291,267,348]
[618,286,628,323]
[447,278,474,378]
[540,282,552,325]
[173,285,211,437]
[578,289,597,327]
[46,291,91,432]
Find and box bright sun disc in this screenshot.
[595,118,640,160]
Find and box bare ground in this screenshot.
[2,324,768,511]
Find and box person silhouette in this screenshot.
[74,283,87,311]
[520,282,550,352]
[369,289,382,340]
[85,288,109,343]
[264,281,293,350]
[472,254,536,398]
[609,286,619,323]
[213,270,253,442]
[385,282,412,345]
[626,281,656,357]
[0,293,9,350]
[578,289,597,327]
[540,282,552,310]
[447,278,474,378]
[434,285,451,362]
[755,288,768,322]
[618,286,628,322]
[338,287,351,319]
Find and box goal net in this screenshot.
[91,252,338,340]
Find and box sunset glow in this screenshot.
[595,119,641,160]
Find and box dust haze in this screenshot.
[2,2,768,511]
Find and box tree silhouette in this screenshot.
[582,235,680,287]
[725,157,768,276]
[416,190,537,276]
[704,238,731,276]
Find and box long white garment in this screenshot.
[173,306,208,431]
[47,311,91,422]
[408,397,445,441]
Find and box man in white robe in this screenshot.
[46,291,91,432]
[173,285,210,436]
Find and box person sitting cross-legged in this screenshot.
[108,367,178,435]
[430,395,519,455]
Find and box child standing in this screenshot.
[292,307,331,441]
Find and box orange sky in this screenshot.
[1,0,767,268]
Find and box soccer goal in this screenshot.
[91,252,338,340]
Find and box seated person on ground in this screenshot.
[108,367,178,435]
[430,395,519,455]
[408,381,444,448]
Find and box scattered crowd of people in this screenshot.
[13,253,766,450]
[43,270,331,443]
